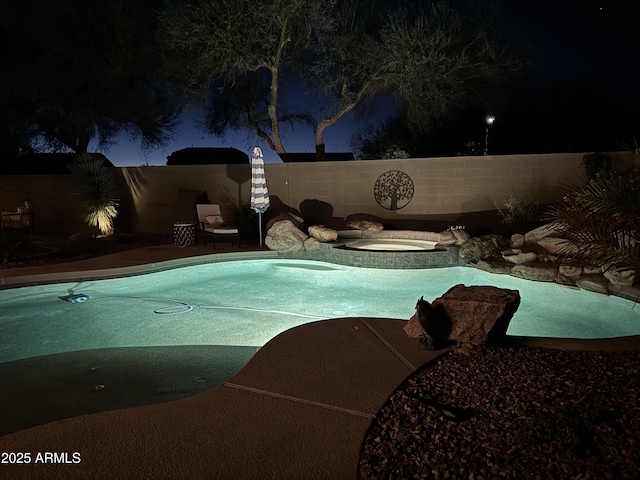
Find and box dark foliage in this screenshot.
[546,171,640,272]
[0,0,181,158]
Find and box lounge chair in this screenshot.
[195,204,240,249]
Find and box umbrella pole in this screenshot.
[258,212,263,248]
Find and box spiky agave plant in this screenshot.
[69,153,120,236]
[546,171,640,273]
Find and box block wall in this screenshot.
[1,151,635,235]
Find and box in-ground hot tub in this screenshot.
[278,230,460,268]
[311,232,460,269]
[343,238,441,252]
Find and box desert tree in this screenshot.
[308,0,523,159]
[157,0,335,159]
[157,0,521,160]
[350,116,416,160]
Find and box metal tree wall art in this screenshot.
[374,170,414,210]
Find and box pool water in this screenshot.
[1,259,638,364]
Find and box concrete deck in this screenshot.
[1,243,637,479]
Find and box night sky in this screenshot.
[511,0,638,92]
[93,0,640,166]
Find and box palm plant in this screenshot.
[69,153,120,236]
[546,172,640,273]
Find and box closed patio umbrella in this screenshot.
[250,146,270,247]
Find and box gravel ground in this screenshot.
[359,345,640,479]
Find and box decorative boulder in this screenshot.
[603,267,637,287]
[403,297,451,350]
[510,263,558,282]
[404,285,520,347]
[403,313,425,339]
[458,234,510,264]
[537,237,579,256]
[434,284,520,346]
[576,275,609,294]
[583,265,603,275]
[437,230,458,246]
[451,228,471,245]
[559,264,582,278]
[346,219,384,233]
[510,233,525,249]
[265,220,308,253]
[476,259,513,275]
[556,273,577,286]
[266,212,304,231]
[524,223,558,244]
[308,225,338,242]
[501,249,538,265]
[303,237,321,251]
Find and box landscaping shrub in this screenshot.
[69,153,120,236]
[546,171,640,272]
[495,195,540,232]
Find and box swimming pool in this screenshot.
[1,259,638,364]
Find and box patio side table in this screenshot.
[173,222,195,248]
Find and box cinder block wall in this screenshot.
[281,154,557,221]
[117,164,253,233]
[1,151,635,235]
[0,174,87,235]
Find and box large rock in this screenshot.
[435,285,520,346]
[437,229,458,246]
[404,285,521,347]
[440,227,473,246]
[556,273,577,286]
[559,264,582,278]
[451,228,471,245]
[501,249,538,264]
[264,220,308,253]
[266,212,304,231]
[403,313,425,339]
[308,225,338,242]
[603,267,637,287]
[458,234,510,264]
[537,237,580,255]
[524,223,558,244]
[583,265,602,275]
[403,297,451,350]
[346,219,383,233]
[510,263,558,282]
[477,259,512,275]
[576,275,609,294]
[304,237,321,251]
[510,233,525,249]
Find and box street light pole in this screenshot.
[484,113,495,155]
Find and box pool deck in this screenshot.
[1,243,638,479]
